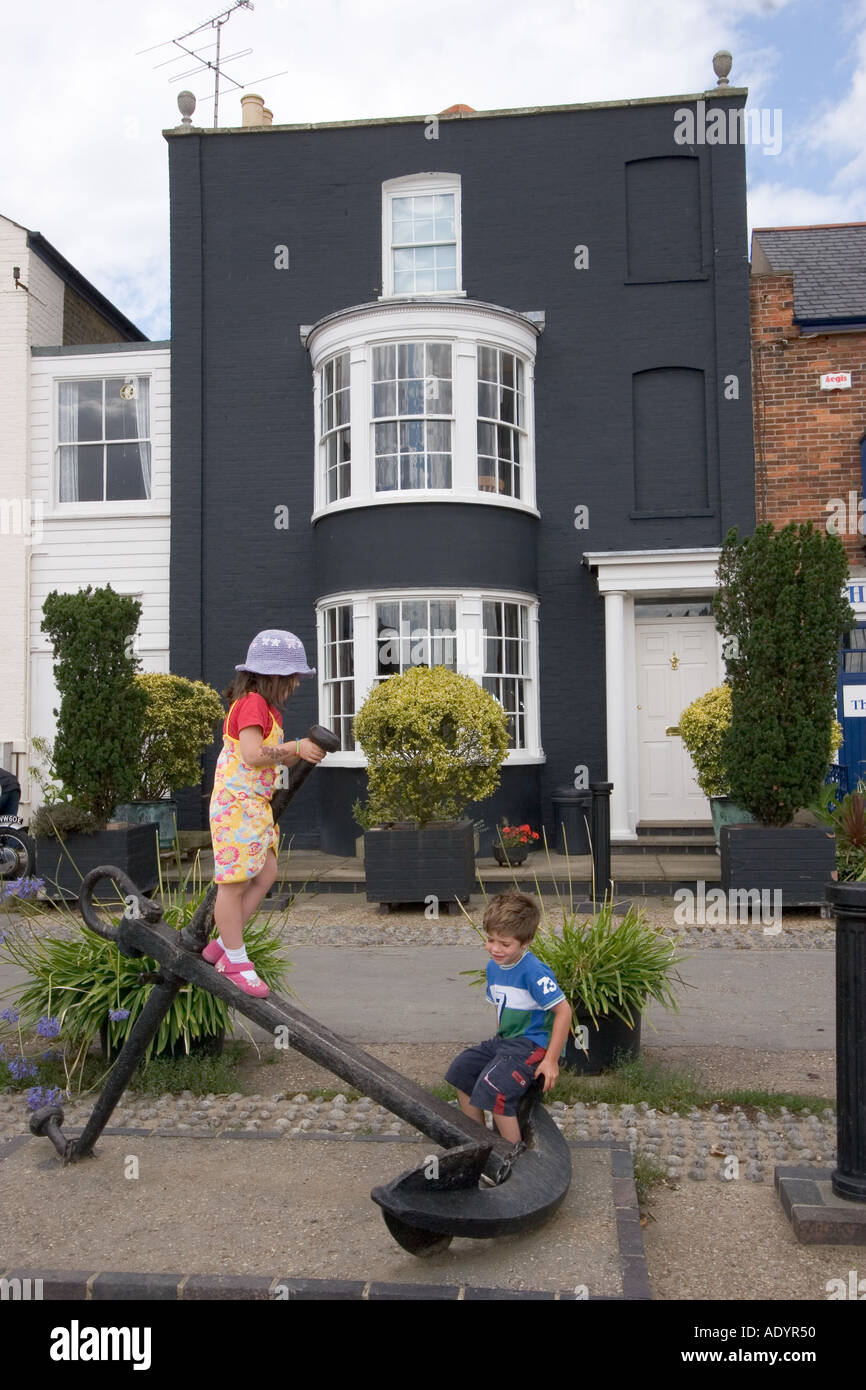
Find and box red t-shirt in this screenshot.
[225,693,283,741]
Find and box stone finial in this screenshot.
[713,50,733,86]
[177,91,197,126]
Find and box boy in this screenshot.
[446,891,572,1144]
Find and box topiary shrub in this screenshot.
[678,685,732,798]
[134,674,225,800]
[713,522,854,826]
[41,586,147,826]
[353,665,510,827]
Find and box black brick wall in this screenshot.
[167,98,755,848]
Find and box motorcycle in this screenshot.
[0,814,37,881]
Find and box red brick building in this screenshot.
[750,223,866,566]
[750,223,866,785]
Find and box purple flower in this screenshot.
[26,1085,63,1111]
[37,1015,61,1038]
[41,1048,64,1061]
[108,1008,131,1022]
[0,876,42,903]
[7,1056,37,1080]
[0,1007,20,1024]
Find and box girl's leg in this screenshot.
[239,850,279,927]
[213,882,247,952]
[456,1090,485,1126]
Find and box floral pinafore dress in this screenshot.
[209,701,282,883]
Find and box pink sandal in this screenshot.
[202,939,225,967]
[215,957,270,998]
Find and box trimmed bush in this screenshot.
[135,673,225,800]
[41,586,147,825]
[713,522,853,826]
[353,665,510,827]
[678,684,732,798]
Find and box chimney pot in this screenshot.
[262,107,274,126]
[241,93,266,127]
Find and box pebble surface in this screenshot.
[0,1091,836,1182]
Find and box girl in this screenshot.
[206,629,325,997]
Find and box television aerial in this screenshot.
[139,2,288,129]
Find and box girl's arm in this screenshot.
[238,727,326,769]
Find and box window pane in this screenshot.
[413,195,435,216]
[375,422,398,455]
[434,382,452,413]
[105,378,145,441]
[106,443,150,500]
[76,380,103,442]
[376,456,398,491]
[499,389,515,424]
[373,345,395,381]
[426,343,451,379]
[504,605,519,640]
[478,347,497,382]
[427,419,450,452]
[401,419,425,453]
[401,452,425,489]
[478,383,497,419]
[59,444,103,501]
[434,216,455,242]
[429,455,451,488]
[393,248,415,271]
[435,244,456,268]
[434,193,455,216]
[400,342,424,378]
[502,354,514,391]
[414,267,435,292]
[373,382,396,417]
[335,387,350,426]
[393,270,414,294]
[399,378,425,414]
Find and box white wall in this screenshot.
[28,345,171,809]
[0,216,64,791]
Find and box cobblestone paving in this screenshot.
[0,1091,836,1183]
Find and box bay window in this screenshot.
[318,591,540,760]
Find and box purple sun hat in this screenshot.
[235,630,316,676]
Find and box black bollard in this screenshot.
[589,782,613,908]
[826,882,866,1202]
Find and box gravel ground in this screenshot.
[3,891,836,949]
[0,1088,837,1184]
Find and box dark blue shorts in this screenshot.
[446,1036,547,1118]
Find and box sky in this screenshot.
[2,0,864,340]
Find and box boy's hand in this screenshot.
[534,1056,559,1092]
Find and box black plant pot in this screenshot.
[99,1021,225,1063]
[720,823,836,908]
[364,821,475,905]
[36,824,160,899]
[492,844,529,867]
[560,1009,642,1075]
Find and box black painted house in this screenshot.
[166,81,755,855]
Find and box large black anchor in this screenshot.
[30,724,572,1255]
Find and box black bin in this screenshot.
[551,788,592,856]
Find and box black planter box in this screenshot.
[720,823,836,908]
[561,1010,642,1075]
[36,824,160,899]
[364,821,475,905]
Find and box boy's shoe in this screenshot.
[202,939,225,967]
[215,957,270,998]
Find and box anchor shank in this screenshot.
[124,913,513,1161]
[70,972,184,1160]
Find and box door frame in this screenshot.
[583,548,722,840]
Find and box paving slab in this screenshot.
[0,1133,644,1298]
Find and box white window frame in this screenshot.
[49,368,166,519]
[309,302,539,520]
[381,173,464,300]
[316,588,543,768]
[55,373,153,508]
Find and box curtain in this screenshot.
[58,381,79,502]
[133,377,151,499]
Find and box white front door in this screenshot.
[635,618,719,822]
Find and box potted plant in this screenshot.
[493,824,540,867]
[676,684,754,846]
[712,522,853,905]
[33,586,157,897]
[114,673,225,848]
[353,665,510,907]
[532,896,687,1074]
